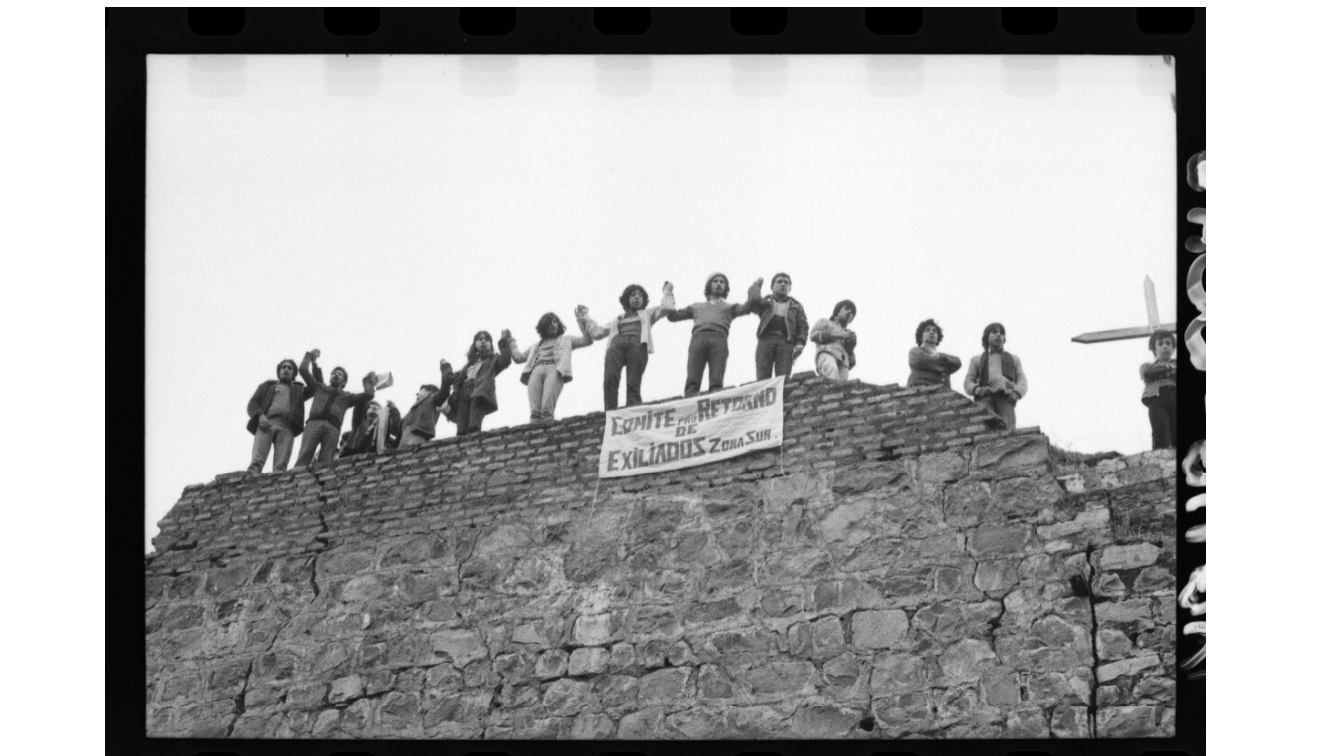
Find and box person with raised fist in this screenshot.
[294,348,377,468]
[577,281,675,410]
[664,273,756,396]
[447,330,516,436]
[745,272,809,381]
[398,360,456,448]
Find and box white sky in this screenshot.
[145,54,1176,552]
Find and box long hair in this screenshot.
[619,284,650,313]
[703,272,729,299]
[535,312,567,339]
[914,318,943,346]
[276,358,297,378]
[981,322,1006,349]
[1148,328,1176,355]
[831,300,856,321]
[466,330,494,364]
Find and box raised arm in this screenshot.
[647,281,676,324]
[575,305,612,341]
[507,338,533,365]
[351,372,377,405]
[298,350,325,388]
[739,277,767,317]
[568,328,594,350]
[493,331,516,375]
[664,304,696,323]
[432,360,456,406]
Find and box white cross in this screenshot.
[1071,276,1176,344]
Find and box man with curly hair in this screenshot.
[577,281,675,410]
[907,319,962,388]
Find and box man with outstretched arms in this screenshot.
[664,273,757,396]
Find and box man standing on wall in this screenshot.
[964,322,1027,431]
[746,272,809,381]
[664,273,757,396]
[399,360,456,448]
[295,348,378,468]
[245,357,315,474]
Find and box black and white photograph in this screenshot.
[135,11,1202,747]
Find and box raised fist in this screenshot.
[500,329,512,342]
[440,359,453,373]
[663,281,674,294]
[309,348,322,359]
[575,305,589,319]
[754,277,765,287]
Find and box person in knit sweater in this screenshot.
[810,300,857,381]
[447,330,516,436]
[577,282,675,410]
[664,273,758,396]
[963,322,1028,431]
[245,358,316,474]
[907,319,962,388]
[295,349,378,468]
[745,272,809,381]
[398,360,456,448]
[1140,329,1178,449]
[509,313,594,424]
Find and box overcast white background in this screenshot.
[145,54,1177,555]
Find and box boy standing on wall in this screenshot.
[964,322,1027,431]
[746,272,809,381]
[1140,329,1178,449]
[664,273,757,396]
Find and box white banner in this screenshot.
[598,376,785,478]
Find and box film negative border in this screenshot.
[112,7,1206,756]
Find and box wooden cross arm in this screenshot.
[1072,323,1177,344]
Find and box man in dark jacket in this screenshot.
[339,400,402,458]
[401,360,456,448]
[295,348,377,468]
[245,358,315,474]
[745,272,809,381]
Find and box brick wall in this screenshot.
[145,374,1176,739]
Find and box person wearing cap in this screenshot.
[245,357,316,474]
[907,319,962,389]
[339,399,402,458]
[295,348,378,468]
[745,272,809,381]
[1140,329,1178,449]
[398,360,456,449]
[964,322,1027,431]
[577,282,675,410]
[664,273,757,396]
[810,300,858,381]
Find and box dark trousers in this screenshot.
[1144,385,1176,449]
[455,397,490,435]
[604,336,649,410]
[248,421,295,473]
[685,331,729,396]
[755,334,794,381]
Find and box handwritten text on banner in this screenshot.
[598,377,785,478]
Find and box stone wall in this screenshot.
[145,374,1176,739]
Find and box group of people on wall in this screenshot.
[243,271,1176,474]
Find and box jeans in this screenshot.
[976,393,1018,432]
[1145,385,1176,449]
[685,331,729,396]
[295,420,341,467]
[603,335,648,410]
[455,397,490,435]
[527,363,565,423]
[755,334,794,380]
[247,421,295,473]
[815,352,850,382]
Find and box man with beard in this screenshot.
[245,357,315,473]
[664,273,758,396]
[295,348,378,468]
